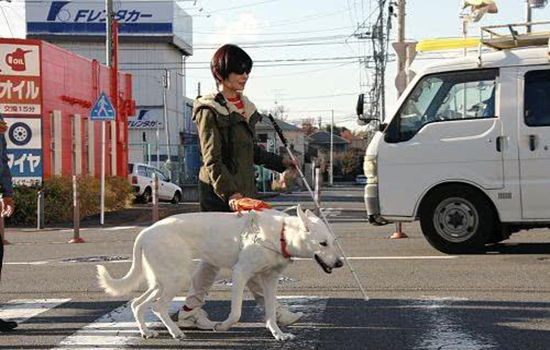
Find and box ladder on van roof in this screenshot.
[480,21,550,50]
[477,21,550,66]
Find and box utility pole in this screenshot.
[394,0,407,97]
[526,0,533,33]
[101,0,114,226]
[329,110,334,186]
[391,0,409,240]
[163,69,171,172]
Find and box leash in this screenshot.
[267,114,369,301]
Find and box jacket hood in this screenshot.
[193,92,257,121]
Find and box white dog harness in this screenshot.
[239,211,292,260]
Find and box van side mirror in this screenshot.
[356,94,364,116]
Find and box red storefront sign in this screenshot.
[0,43,41,115]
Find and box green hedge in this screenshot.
[5,175,135,226]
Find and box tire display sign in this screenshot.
[5,117,42,185]
[0,43,42,116]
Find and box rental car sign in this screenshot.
[26,0,174,35]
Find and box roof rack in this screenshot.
[478,21,550,66]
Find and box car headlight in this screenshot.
[363,155,378,184]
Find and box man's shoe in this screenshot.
[0,319,17,332]
[276,308,304,326]
[178,308,216,330]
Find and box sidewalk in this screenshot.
[6,202,201,233]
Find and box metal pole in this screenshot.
[100,122,106,225]
[330,110,334,186]
[152,173,159,222]
[314,167,321,216]
[36,190,44,230]
[70,175,84,243]
[163,69,171,168]
[156,120,160,168]
[526,1,533,33]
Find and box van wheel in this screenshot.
[171,192,181,204]
[142,188,152,203]
[419,186,495,254]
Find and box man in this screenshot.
[0,117,16,332]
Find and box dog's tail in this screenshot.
[96,232,146,297]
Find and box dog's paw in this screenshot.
[274,332,295,341]
[213,322,231,332]
[171,330,186,340]
[141,330,159,339]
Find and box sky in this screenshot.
[0,0,549,130]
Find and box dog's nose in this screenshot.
[334,259,344,268]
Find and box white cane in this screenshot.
[267,114,369,301]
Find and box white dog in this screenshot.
[96,205,343,341]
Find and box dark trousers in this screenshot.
[0,237,4,279]
[198,180,231,213]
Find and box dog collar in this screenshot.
[280,224,292,259]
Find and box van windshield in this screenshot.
[393,69,498,142]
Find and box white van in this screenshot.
[361,32,550,253]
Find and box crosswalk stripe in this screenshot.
[0,298,71,324]
[51,297,186,350]
[50,296,326,349]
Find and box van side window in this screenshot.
[389,69,498,142]
[524,70,550,127]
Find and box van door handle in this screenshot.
[529,135,537,151]
[496,136,503,152]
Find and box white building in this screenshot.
[25,0,193,182]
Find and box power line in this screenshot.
[256,92,360,102]
[120,55,365,65]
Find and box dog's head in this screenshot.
[291,205,344,274]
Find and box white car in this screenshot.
[128,163,182,204]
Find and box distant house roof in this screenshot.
[308,131,350,145]
[256,117,303,132]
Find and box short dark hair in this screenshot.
[211,44,253,84]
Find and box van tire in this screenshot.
[419,185,494,254]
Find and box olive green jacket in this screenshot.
[193,93,286,203]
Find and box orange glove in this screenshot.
[229,197,272,213]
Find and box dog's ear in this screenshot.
[297,205,310,227]
[305,209,316,219]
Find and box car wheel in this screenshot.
[419,185,495,254]
[171,191,181,204]
[142,187,152,203]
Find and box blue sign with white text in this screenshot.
[91,92,116,121]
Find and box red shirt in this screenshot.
[226,96,246,119]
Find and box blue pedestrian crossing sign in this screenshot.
[91,92,116,121]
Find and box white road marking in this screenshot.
[415,296,497,350]
[52,297,187,350]
[0,298,71,324]
[6,255,457,266]
[103,226,140,231]
[293,256,458,261]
